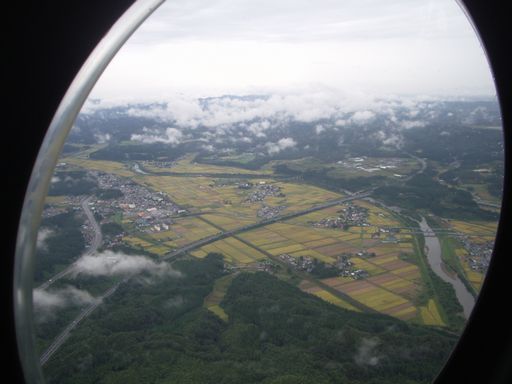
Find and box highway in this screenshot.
[37,196,102,290]
[39,278,126,367]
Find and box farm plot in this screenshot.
[157,217,220,248]
[419,299,445,326]
[62,157,135,178]
[143,154,274,175]
[333,279,417,320]
[122,235,172,256]
[192,237,267,265]
[203,273,237,321]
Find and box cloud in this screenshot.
[248,120,272,137]
[399,120,426,129]
[351,110,376,124]
[33,286,99,323]
[131,127,183,144]
[69,250,181,278]
[265,137,297,155]
[315,124,325,134]
[354,337,382,367]
[36,228,54,251]
[95,133,111,144]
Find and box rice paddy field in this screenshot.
[142,154,274,175]
[232,203,438,324]
[191,237,267,264]
[121,235,172,256]
[203,274,237,321]
[148,216,220,249]
[56,152,447,326]
[61,157,136,178]
[137,174,343,226]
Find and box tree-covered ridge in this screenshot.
[44,254,456,384]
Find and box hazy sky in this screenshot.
[89,0,496,101]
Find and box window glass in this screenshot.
[32,1,502,383]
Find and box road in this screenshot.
[37,196,102,290]
[39,278,126,367]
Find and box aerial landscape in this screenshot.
[29,0,503,383]
[33,94,503,383]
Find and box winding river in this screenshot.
[418,217,475,319]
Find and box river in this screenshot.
[418,216,475,319]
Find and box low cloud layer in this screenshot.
[131,127,183,144]
[33,286,99,323]
[354,337,382,367]
[265,137,297,155]
[69,250,181,279]
[36,228,54,251]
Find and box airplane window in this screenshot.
[16,0,503,383]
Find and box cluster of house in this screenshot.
[143,160,176,169]
[244,182,286,203]
[336,156,405,177]
[278,252,370,280]
[91,171,185,233]
[279,253,315,272]
[257,205,287,219]
[224,259,277,273]
[370,227,400,243]
[458,235,493,273]
[313,203,369,229]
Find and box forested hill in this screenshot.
[44,254,457,384]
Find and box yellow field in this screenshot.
[351,257,386,275]
[203,274,237,321]
[311,290,361,312]
[448,220,497,244]
[202,213,256,231]
[143,154,274,175]
[196,237,267,264]
[62,157,135,178]
[420,299,445,326]
[159,217,220,248]
[349,284,409,313]
[122,236,171,256]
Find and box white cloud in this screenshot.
[351,110,376,124]
[265,137,297,155]
[69,250,181,278]
[36,228,54,251]
[355,337,382,367]
[95,133,111,144]
[399,120,426,129]
[315,124,325,134]
[131,127,183,144]
[33,286,99,323]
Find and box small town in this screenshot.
[457,234,493,273]
[245,182,286,203]
[257,204,287,219]
[312,203,369,229]
[278,252,369,279]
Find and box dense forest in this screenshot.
[35,211,86,284]
[44,254,457,384]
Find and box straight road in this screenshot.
[37,196,102,290]
[39,278,126,366]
